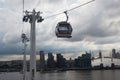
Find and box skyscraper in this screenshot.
[39,51,45,71]
[47,53,56,68]
[99,50,102,62]
[74,52,91,68]
[116,52,120,58]
[112,49,117,58]
[56,54,66,68]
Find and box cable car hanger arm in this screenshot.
[44,0,95,19]
[64,11,68,22]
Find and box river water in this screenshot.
[0,70,120,80]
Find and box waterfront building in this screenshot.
[39,51,46,71]
[92,58,120,68]
[112,49,117,58]
[99,50,103,62]
[116,52,120,58]
[47,53,56,68]
[66,58,74,68]
[75,52,91,68]
[56,54,66,68]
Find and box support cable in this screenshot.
[23,0,24,13]
[44,0,95,19]
[34,0,41,9]
[67,0,95,12]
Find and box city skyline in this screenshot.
[0,0,120,61]
[0,48,120,61]
[0,50,120,71]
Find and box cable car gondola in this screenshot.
[55,11,73,38]
[55,21,72,38]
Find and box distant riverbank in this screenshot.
[1,67,120,72]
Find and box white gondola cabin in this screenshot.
[55,21,73,38]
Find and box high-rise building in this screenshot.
[47,53,56,68]
[116,52,120,59]
[74,52,91,68]
[99,50,102,62]
[39,51,45,71]
[99,50,102,58]
[112,49,117,58]
[67,58,74,68]
[56,54,66,68]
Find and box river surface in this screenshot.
[0,70,120,80]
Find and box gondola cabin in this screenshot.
[55,21,73,38]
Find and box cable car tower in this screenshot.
[22,0,95,80]
[23,9,44,80]
[21,33,29,80]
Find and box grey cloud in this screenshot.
[63,0,120,45]
[42,0,65,5]
[0,43,22,55]
[95,37,120,44]
[46,0,62,3]
[37,45,84,54]
[83,19,120,38]
[0,0,120,56]
[101,0,120,9]
[84,36,120,44]
[3,0,39,11]
[2,33,21,44]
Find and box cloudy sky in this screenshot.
[0,0,120,61]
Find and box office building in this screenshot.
[56,54,66,68]
[39,51,45,71]
[47,53,56,68]
[75,52,91,68]
[112,49,117,58]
